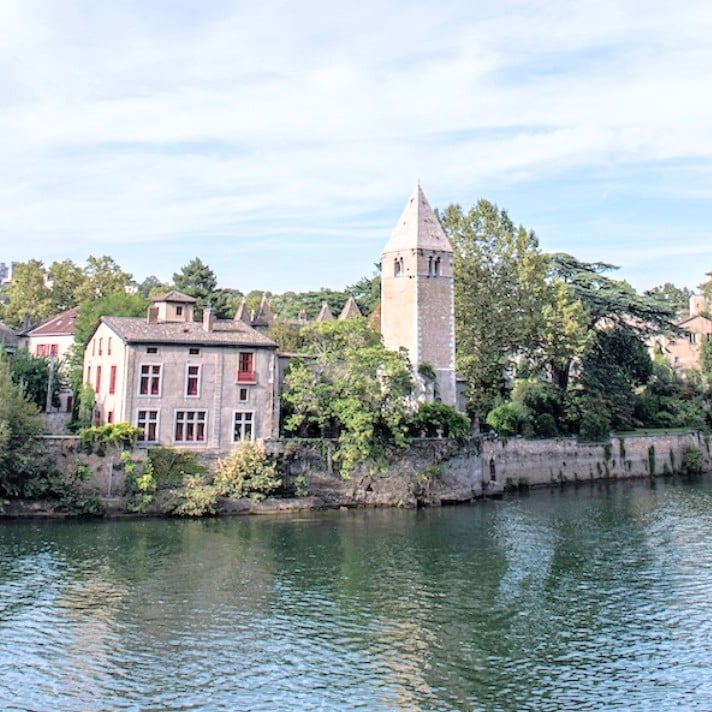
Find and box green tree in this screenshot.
[8,348,62,411]
[567,326,653,432]
[1,260,52,328]
[645,282,693,314]
[439,199,550,417]
[282,318,414,477]
[48,259,86,311]
[172,257,218,317]
[0,353,47,497]
[77,255,133,301]
[137,275,169,299]
[536,279,592,392]
[548,253,677,336]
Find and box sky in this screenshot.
[2,0,712,295]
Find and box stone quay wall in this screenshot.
[480,431,711,487]
[35,431,711,515]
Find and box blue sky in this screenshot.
[2,0,712,294]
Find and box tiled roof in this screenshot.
[27,307,79,337]
[152,290,196,304]
[103,316,277,348]
[383,184,452,254]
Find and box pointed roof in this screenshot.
[234,299,252,325]
[383,184,452,255]
[316,302,335,322]
[338,297,362,320]
[253,296,275,327]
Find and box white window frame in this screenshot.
[185,363,201,398]
[237,387,250,403]
[233,411,255,442]
[174,409,208,444]
[136,409,160,443]
[138,363,162,397]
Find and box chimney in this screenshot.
[22,313,31,332]
[147,306,159,324]
[203,306,214,332]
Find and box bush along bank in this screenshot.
[3,432,710,519]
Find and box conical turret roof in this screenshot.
[316,301,335,322]
[383,184,452,255]
[338,297,362,320]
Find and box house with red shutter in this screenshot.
[82,291,278,449]
[19,307,79,413]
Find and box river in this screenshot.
[2,476,712,711]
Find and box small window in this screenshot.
[107,337,112,355]
[107,411,114,424]
[189,347,200,355]
[95,365,102,393]
[689,333,697,344]
[238,387,249,403]
[109,365,117,395]
[147,347,158,354]
[186,365,200,397]
[176,306,183,316]
[98,337,103,355]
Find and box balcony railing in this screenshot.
[237,370,256,383]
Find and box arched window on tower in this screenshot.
[394,257,404,277]
[428,256,433,276]
[433,257,441,276]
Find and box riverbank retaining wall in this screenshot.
[481,431,711,487]
[36,431,711,514]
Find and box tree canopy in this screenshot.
[282,318,413,477]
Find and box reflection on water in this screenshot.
[2,477,712,710]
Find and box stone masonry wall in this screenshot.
[481,431,712,487]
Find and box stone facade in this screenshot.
[380,185,458,407]
[83,292,278,451]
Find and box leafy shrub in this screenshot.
[410,403,470,438]
[680,445,704,476]
[166,475,218,517]
[80,422,141,450]
[146,448,207,489]
[534,413,558,437]
[214,442,281,501]
[579,412,610,441]
[52,461,104,516]
[125,457,157,513]
[485,403,522,436]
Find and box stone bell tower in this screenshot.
[380,185,457,407]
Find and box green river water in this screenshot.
[2,476,712,710]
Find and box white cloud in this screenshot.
[1,0,712,292]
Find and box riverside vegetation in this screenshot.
[2,199,712,515]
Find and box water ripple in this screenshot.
[3,480,712,709]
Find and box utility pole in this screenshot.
[45,354,54,413]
